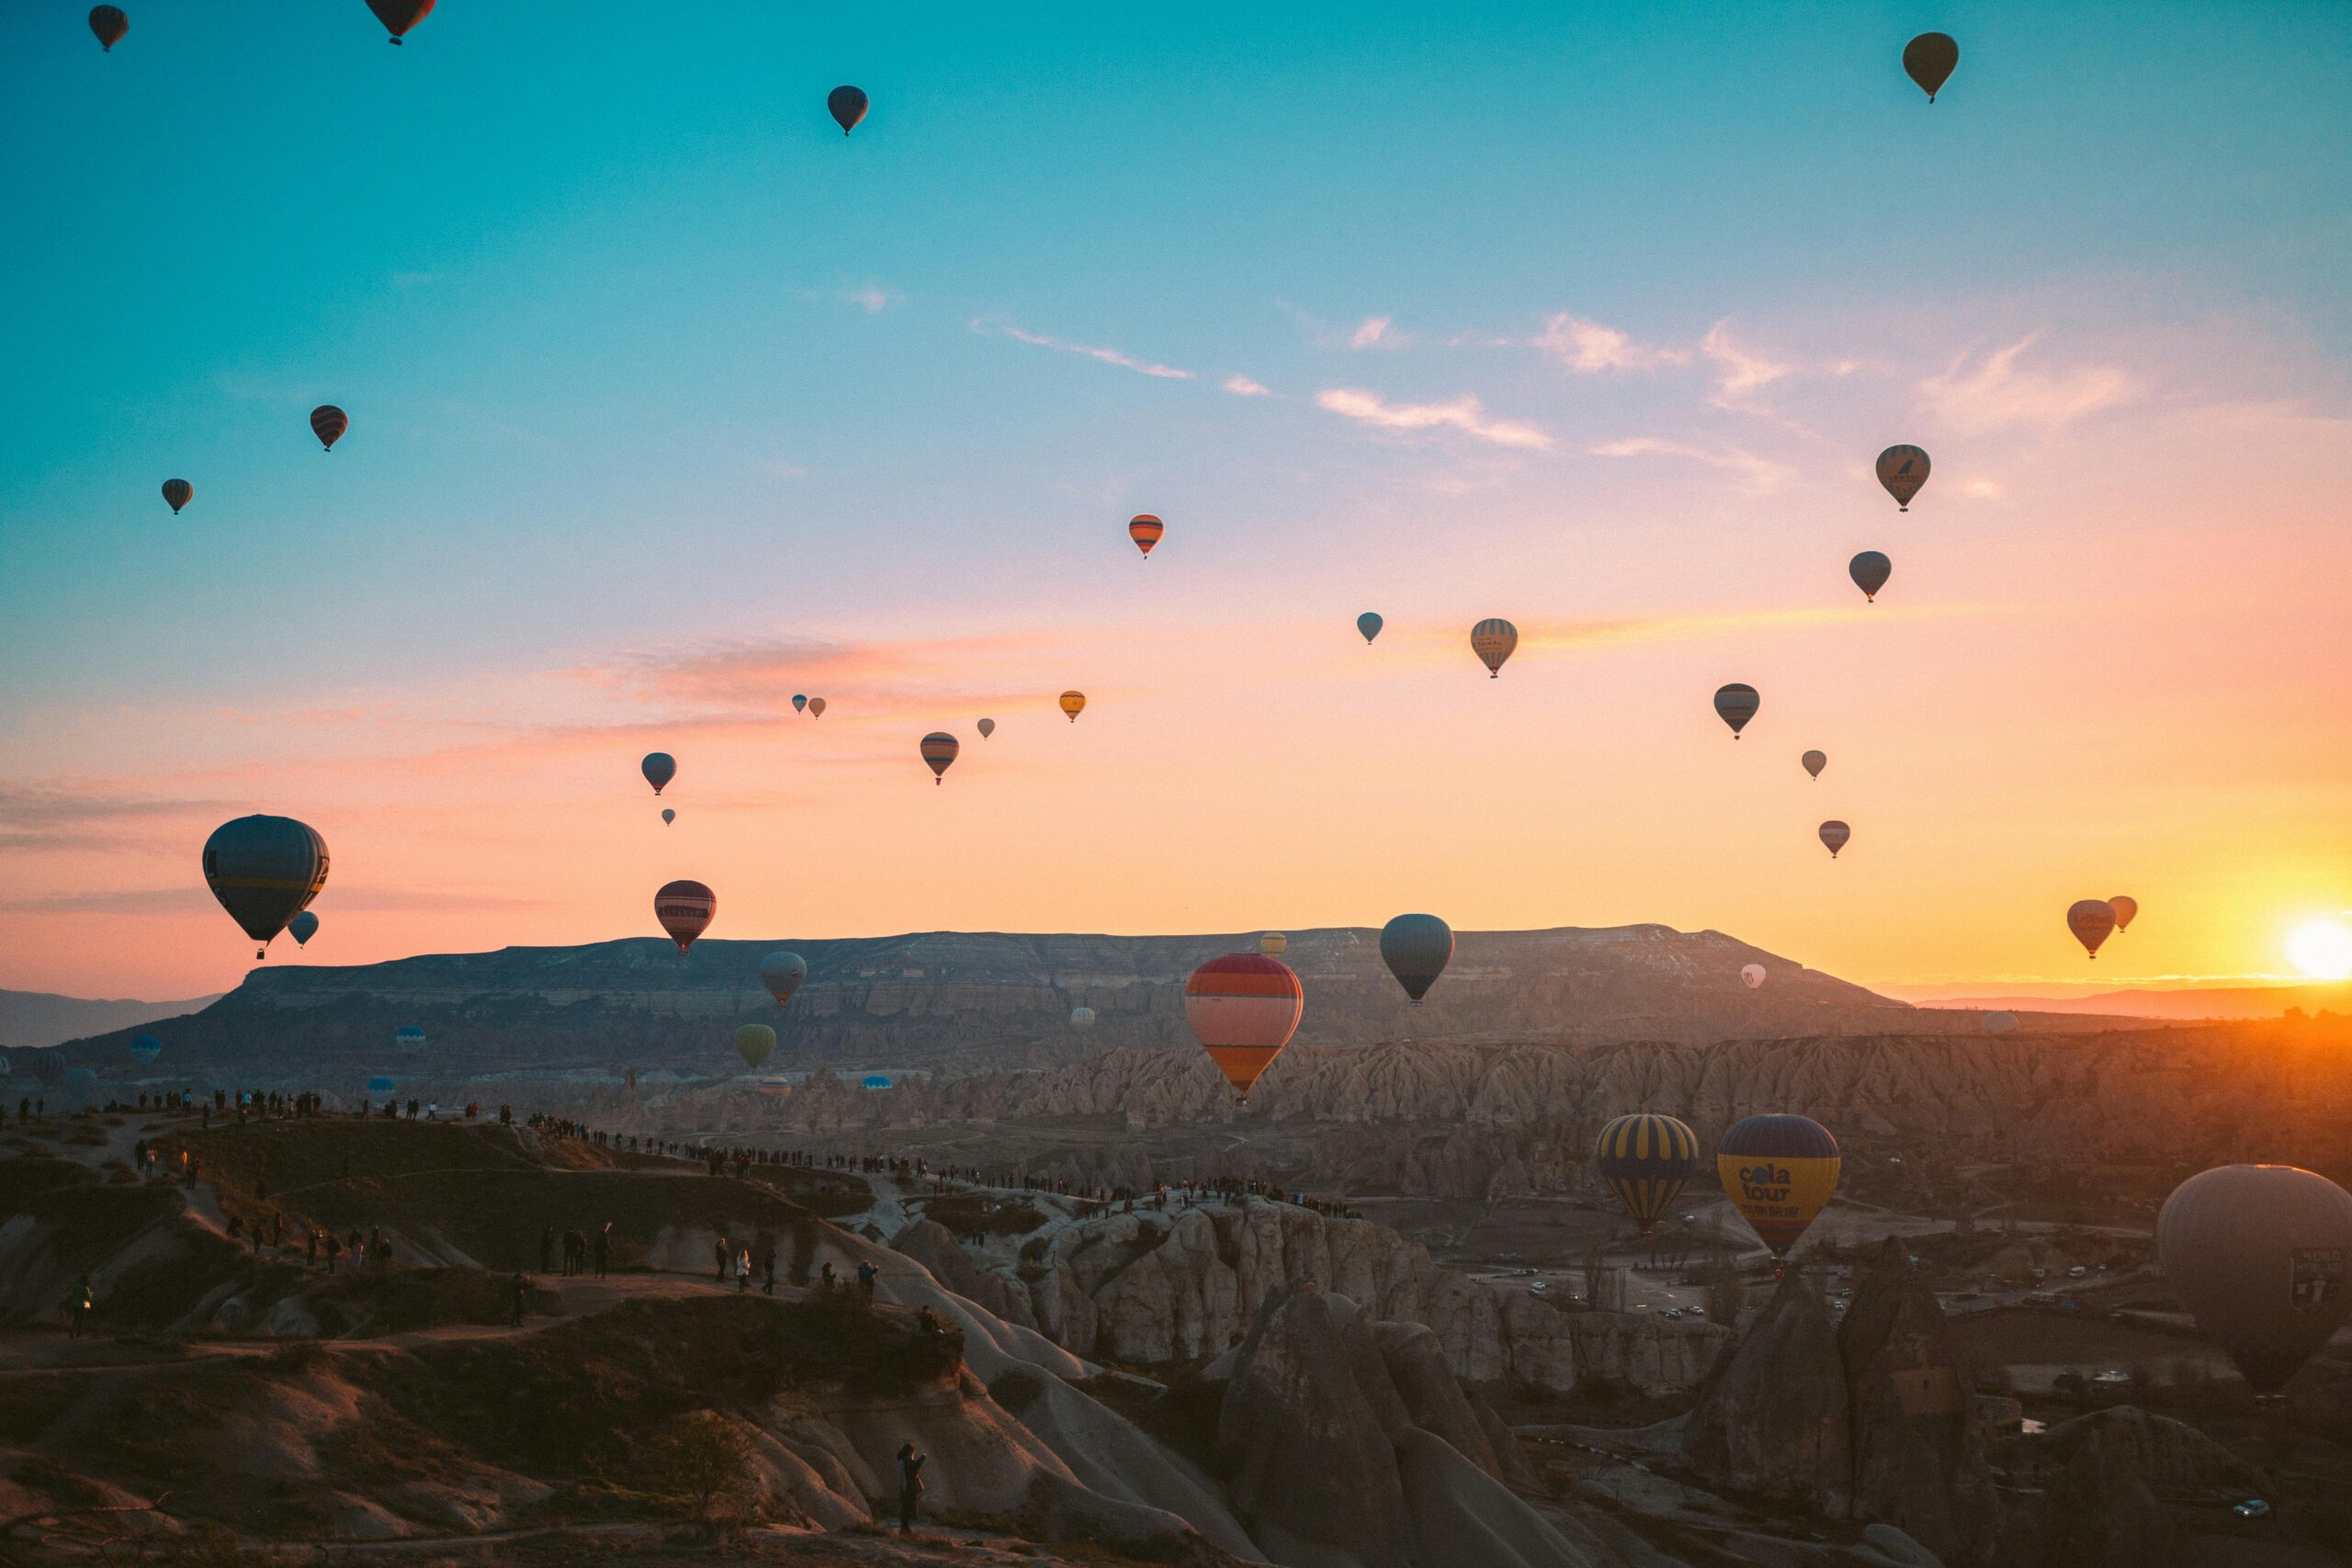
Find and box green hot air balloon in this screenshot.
[2159,1165,2352,1394]
[1713,683,1759,739]
[203,816,329,958]
[1849,551,1891,603]
[1379,913,1454,1004]
[734,1024,777,1070]
[760,951,808,1008]
[1594,1113,1701,1234]
[1357,613,1384,646]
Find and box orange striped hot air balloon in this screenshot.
[655,880,716,954]
[1128,514,1164,558]
[1184,953,1303,1104]
[310,405,348,451]
[1059,691,1086,723]
[920,731,959,784]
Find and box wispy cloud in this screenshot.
[1317,389,1551,450]
[971,318,1195,380]
[1531,314,1688,373]
[841,286,901,314]
[1222,374,1272,397]
[1700,321,1795,405]
[1591,436,1795,492]
[1351,316,1402,350]
[1917,335,2139,433]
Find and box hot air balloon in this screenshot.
[1069,1006,1096,1029]
[130,1034,162,1065]
[203,816,329,958]
[2109,896,2139,933]
[89,7,127,51]
[161,479,193,515]
[1740,964,1766,990]
[656,880,717,954]
[1059,692,1086,723]
[829,85,869,135]
[367,1075,397,1096]
[2159,1164,2352,1393]
[1380,913,1454,1004]
[0,1055,10,1077]
[288,910,319,947]
[2068,899,2117,959]
[310,405,348,451]
[793,694,808,714]
[395,1025,426,1051]
[760,951,808,1007]
[1718,1114,1840,1258]
[1849,551,1891,603]
[33,1053,64,1089]
[1358,612,1384,645]
[1184,953,1304,1104]
[366,0,435,43]
[1819,820,1850,859]
[1981,1011,2019,1033]
[978,717,995,739]
[1713,683,1759,738]
[920,732,959,784]
[1903,31,1959,101]
[1802,750,1827,781]
[1594,1113,1701,1233]
[1876,445,1929,510]
[808,697,827,718]
[662,808,675,826]
[1470,618,1519,678]
[734,1024,776,1070]
[1259,932,1288,958]
[641,753,675,795]
[1128,514,1164,558]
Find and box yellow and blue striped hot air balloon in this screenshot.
[1594,1113,1702,1233]
[1717,1113,1841,1258]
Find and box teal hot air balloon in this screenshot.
[1069,1006,1096,1029]
[288,910,320,947]
[793,694,808,714]
[367,1075,397,1096]
[1713,683,1759,739]
[760,951,808,1008]
[1357,613,1384,646]
[130,1034,162,1066]
[1849,551,1892,603]
[641,752,676,795]
[1594,1113,1702,1233]
[860,1073,894,1090]
[1380,913,1455,1004]
[395,1025,426,1051]
[202,816,329,958]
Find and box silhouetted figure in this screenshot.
[715,1237,730,1281]
[594,1224,611,1279]
[761,1245,776,1296]
[857,1260,877,1298]
[540,1224,556,1272]
[897,1442,926,1533]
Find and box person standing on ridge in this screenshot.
[896,1442,926,1534]
[857,1260,877,1298]
[715,1237,730,1282]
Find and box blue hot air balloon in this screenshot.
[1379,913,1455,1004]
[860,1074,894,1090]
[288,910,320,947]
[130,1035,162,1066]
[395,1025,427,1051]
[1357,612,1384,646]
[367,1075,397,1095]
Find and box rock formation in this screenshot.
[1682,1269,1850,1511]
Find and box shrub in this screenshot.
[638,1409,756,1527]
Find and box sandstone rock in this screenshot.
[1683,1269,1849,1511]
[2026,1418,2190,1568]
[891,1217,1038,1329]
[2040,1405,2267,1503]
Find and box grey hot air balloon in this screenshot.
[2159,1164,2352,1393]
[1876,445,1930,510]
[1380,913,1455,1005]
[1713,683,1759,739]
[202,816,329,958]
[1981,1010,2019,1032]
[1802,750,1827,781]
[1849,551,1892,602]
[1358,613,1384,646]
[760,951,808,1008]
[288,910,320,947]
[1819,820,1850,859]
[1903,32,1959,101]
[978,717,996,739]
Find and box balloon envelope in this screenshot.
[662,808,674,826]
[1740,964,1766,990]
[656,880,717,953]
[310,405,347,450]
[367,1076,397,1095]
[860,1074,893,1090]
[808,697,827,718]
[2109,896,2139,933]
[1184,953,1304,1100]
[366,0,435,41]
[793,694,808,713]
[395,1025,426,1050]
[829,86,869,135]
[920,731,959,783]
[1981,1011,2019,1032]
[1259,932,1288,957]
[1717,1114,1840,1257]
[1594,1113,1701,1234]
[2068,899,2117,958]
[1819,820,1850,859]
[1128,514,1164,557]
[162,479,192,514]
[978,717,995,739]
[203,816,329,954]
[2159,1164,2352,1393]
[1380,914,1454,1004]
[1069,1006,1096,1029]
[733,1024,776,1070]
[1470,618,1517,677]
[1058,691,1087,723]
[1357,613,1384,645]
[1849,551,1891,602]
[1802,750,1827,780]
[1876,445,1929,509]
[760,951,808,1007]
[90,6,128,50]
[1713,683,1759,737]
[641,752,676,795]
[33,1053,64,1088]
[130,1034,162,1065]
[1903,31,1959,100]
[288,910,320,947]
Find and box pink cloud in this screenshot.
[1223,374,1272,397]
[1531,314,1688,373]
[1591,435,1795,492]
[1917,335,2139,433]
[1317,388,1551,450]
[972,318,1195,380]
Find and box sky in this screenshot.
[3,1,2350,1000]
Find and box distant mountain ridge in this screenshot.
[0,987,220,1049]
[1920,983,2352,1021]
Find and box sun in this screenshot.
[2286,919,2352,982]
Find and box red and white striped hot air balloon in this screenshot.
[655,880,716,954]
[1183,953,1304,1104]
